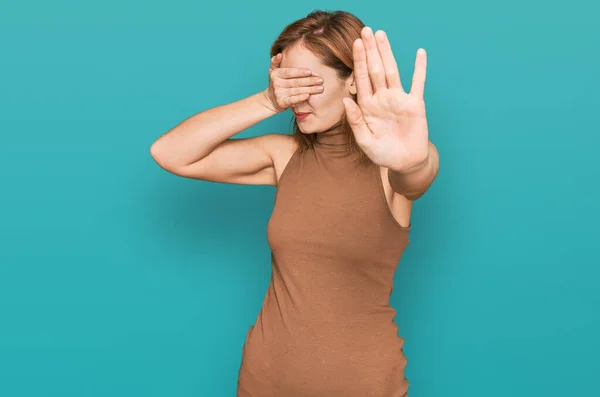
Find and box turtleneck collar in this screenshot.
[313,129,354,156]
[315,129,348,145]
[311,117,354,155]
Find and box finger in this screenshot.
[287,85,324,96]
[285,93,310,107]
[343,97,373,145]
[279,76,324,88]
[361,26,387,91]
[374,30,403,91]
[410,48,427,98]
[276,67,313,79]
[352,38,372,102]
[269,53,282,72]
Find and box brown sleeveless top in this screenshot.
[237,129,411,397]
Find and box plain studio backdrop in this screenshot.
[1,1,598,396]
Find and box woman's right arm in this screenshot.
[150,56,323,186]
[150,90,285,185]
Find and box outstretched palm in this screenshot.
[343,27,429,172]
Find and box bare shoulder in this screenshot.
[263,133,300,185]
[378,166,413,229]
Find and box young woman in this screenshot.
[150,10,439,397]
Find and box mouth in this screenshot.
[294,112,311,121]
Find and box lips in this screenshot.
[295,112,311,121]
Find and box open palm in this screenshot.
[343,27,429,172]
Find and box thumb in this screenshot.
[343,97,372,144]
[269,53,282,72]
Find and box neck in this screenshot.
[314,120,348,146]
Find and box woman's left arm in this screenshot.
[343,27,440,201]
[388,141,439,201]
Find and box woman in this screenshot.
[150,10,439,397]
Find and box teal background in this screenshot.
[1,0,598,396]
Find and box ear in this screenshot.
[348,72,357,95]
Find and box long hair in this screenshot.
[270,10,370,163]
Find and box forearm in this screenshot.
[150,90,278,168]
[388,141,439,200]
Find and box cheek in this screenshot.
[309,93,346,117]
[308,89,337,110]
[308,91,325,106]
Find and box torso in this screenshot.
[272,134,413,228]
[237,131,412,397]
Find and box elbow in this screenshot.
[149,140,173,171]
[149,141,163,165]
[149,140,192,177]
[149,141,161,162]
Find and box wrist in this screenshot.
[258,89,281,115]
[391,152,430,176]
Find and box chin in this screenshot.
[297,124,317,135]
